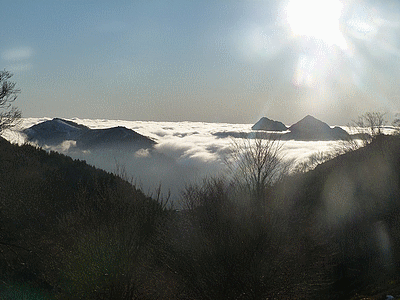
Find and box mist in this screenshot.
[5,117,355,204]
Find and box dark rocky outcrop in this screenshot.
[252,117,288,131]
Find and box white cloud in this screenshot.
[2,47,34,61]
[5,117,362,202]
[10,117,347,169]
[44,140,77,152]
[134,148,151,158]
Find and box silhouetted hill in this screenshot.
[0,136,153,221]
[272,134,400,297]
[0,137,168,297]
[23,118,156,150]
[252,117,288,131]
[77,126,156,149]
[23,118,90,145]
[216,115,349,141]
[277,134,400,222]
[286,115,349,140]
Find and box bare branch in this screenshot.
[353,111,386,141]
[0,70,22,132]
[224,134,288,202]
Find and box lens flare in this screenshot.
[285,0,347,49]
[280,0,400,116]
[234,0,400,120]
[374,221,394,271]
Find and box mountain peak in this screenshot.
[289,115,330,131]
[252,117,287,131]
[23,118,155,150]
[23,118,89,145]
[287,115,348,140]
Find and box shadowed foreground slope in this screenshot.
[0,137,171,299]
[171,135,400,299]
[270,134,400,298]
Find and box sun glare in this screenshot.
[285,0,347,49]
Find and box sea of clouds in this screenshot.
[2,117,373,203]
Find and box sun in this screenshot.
[285,0,348,49]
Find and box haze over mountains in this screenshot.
[12,115,384,202]
[23,115,352,148]
[251,115,350,140]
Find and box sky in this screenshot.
[2,0,400,125]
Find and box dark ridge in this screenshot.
[23,118,156,150]
[219,115,349,141]
[285,115,350,140]
[252,117,288,131]
[23,118,90,145]
[76,126,156,150]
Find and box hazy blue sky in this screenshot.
[2,0,400,125]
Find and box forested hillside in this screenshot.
[0,137,169,299]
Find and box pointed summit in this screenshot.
[289,115,331,134]
[287,115,349,140]
[23,118,90,145]
[252,117,287,131]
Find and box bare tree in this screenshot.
[224,136,290,201]
[292,151,335,173]
[393,113,400,133]
[354,112,386,139]
[0,70,22,132]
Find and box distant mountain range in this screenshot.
[252,115,350,140]
[24,115,351,150]
[23,118,156,150]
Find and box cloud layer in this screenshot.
[6,117,368,203]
